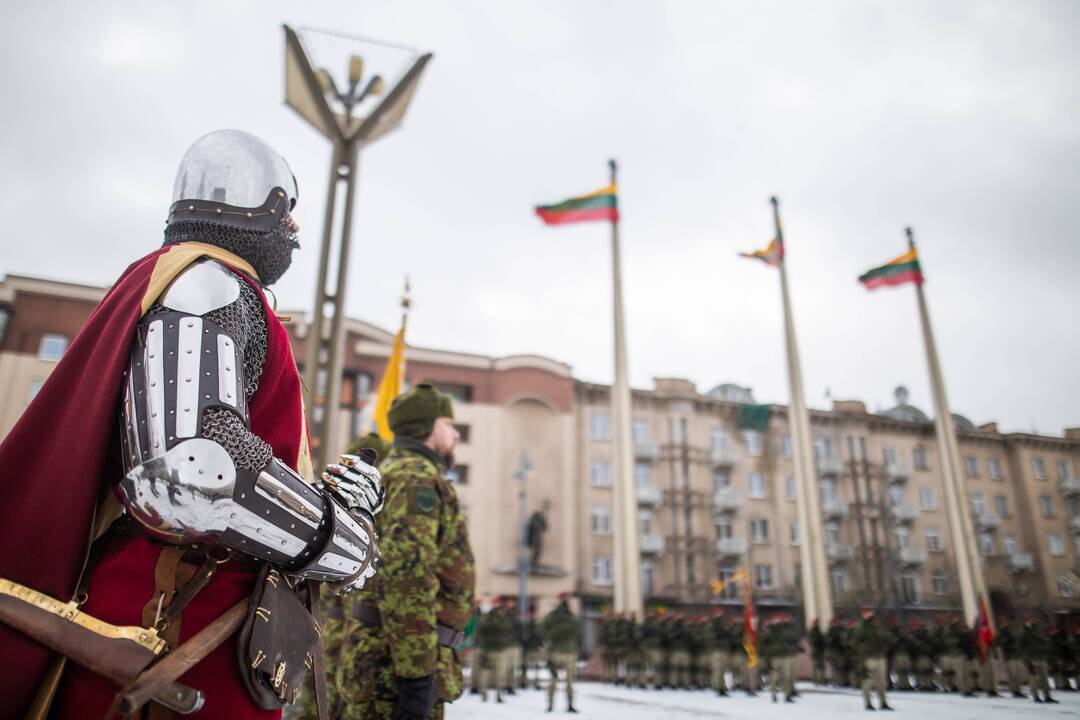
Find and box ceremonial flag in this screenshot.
[457,612,477,656]
[858,247,924,290]
[535,183,618,225]
[738,237,783,266]
[372,321,406,441]
[742,570,759,668]
[975,595,995,660]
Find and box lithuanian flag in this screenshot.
[858,248,924,290]
[739,237,783,266]
[535,183,618,225]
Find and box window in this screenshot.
[919,486,937,510]
[589,412,610,440]
[445,466,469,485]
[1039,495,1054,519]
[1060,577,1075,598]
[820,479,837,503]
[591,557,613,585]
[710,427,729,450]
[715,514,733,539]
[1033,458,1047,480]
[453,423,471,444]
[813,435,832,460]
[632,418,650,444]
[913,445,929,471]
[712,467,731,492]
[716,568,739,598]
[638,509,654,535]
[964,456,979,479]
[1058,460,1073,482]
[883,447,898,465]
[590,460,611,487]
[642,561,655,597]
[979,533,994,556]
[27,381,43,404]
[0,308,9,345]
[430,382,473,403]
[780,434,792,459]
[825,522,841,546]
[590,507,611,535]
[749,472,767,499]
[994,495,1009,517]
[1003,535,1018,556]
[753,564,773,590]
[932,573,948,595]
[38,334,68,361]
[785,475,797,501]
[789,521,800,545]
[988,458,1002,480]
[926,528,943,552]
[744,431,764,457]
[750,518,770,544]
[831,569,848,594]
[634,462,652,488]
[1048,534,1065,556]
[970,493,987,515]
[888,485,904,506]
[895,527,911,550]
[900,574,918,603]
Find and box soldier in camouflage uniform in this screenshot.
[996,619,1026,697]
[760,614,799,703]
[889,622,913,691]
[543,594,581,713]
[640,610,666,688]
[333,384,475,720]
[598,612,617,684]
[826,618,853,687]
[910,623,938,691]
[854,608,892,711]
[808,619,826,685]
[623,613,647,687]
[521,616,545,690]
[473,606,505,703]
[1020,617,1057,704]
[667,613,692,688]
[707,610,733,696]
[939,616,968,694]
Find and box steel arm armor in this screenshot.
[116,260,374,589]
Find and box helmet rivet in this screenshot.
[270,208,276,214]
[215,208,223,215]
[188,205,195,211]
[245,212,253,219]
[277,191,285,198]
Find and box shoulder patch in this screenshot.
[413,485,438,513]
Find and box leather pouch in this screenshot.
[236,566,320,708]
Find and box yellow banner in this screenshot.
[373,324,406,441]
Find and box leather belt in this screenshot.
[332,602,464,647]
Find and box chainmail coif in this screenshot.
[163,212,299,286]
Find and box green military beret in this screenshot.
[344,432,391,466]
[387,383,454,434]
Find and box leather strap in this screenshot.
[346,603,461,648]
[156,556,218,630]
[307,582,328,720]
[437,624,465,650]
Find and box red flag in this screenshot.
[742,571,758,667]
[975,596,995,660]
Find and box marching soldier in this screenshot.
[708,610,733,696]
[854,608,892,711]
[1021,616,1058,704]
[521,616,545,690]
[542,594,581,713]
[474,606,504,703]
[890,622,913,691]
[598,612,617,684]
[624,613,647,688]
[641,609,666,688]
[667,613,692,688]
[996,619,1026,697]
[911,623,939,691]
[826,618,854,687]
[689,616,711,689]
[761,614,799,703]
[939,616,968,694]
[808,619,826,685]
[344,384,476,719]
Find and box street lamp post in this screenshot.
[283,25,432,469]
[516,451,534,622]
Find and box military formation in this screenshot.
[592,608,1080,711]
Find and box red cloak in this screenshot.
[0,244,310,718]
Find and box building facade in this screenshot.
[3,273,1079,632]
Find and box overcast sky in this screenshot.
[2,1,1078,435]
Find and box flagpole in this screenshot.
[772,197,833,626]
[907,227,988,626]
[610,159,643,616]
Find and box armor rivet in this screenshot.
[185,378,191,383]
[216,208,223,215]
[150,382,156,387]
[205,394,210,399]
[151,412,157,417]
[278,191,285,198]
[218,474,224,480]
[240,493,245,499]
[188,205,194,211]
[245,212,253,219]
[149,354,155,359]
[270,208,276,215]
[185,407,191,412]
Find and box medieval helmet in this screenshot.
[165,130,300,285]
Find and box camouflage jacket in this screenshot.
[542,602,581,654]
[356,440,476,678]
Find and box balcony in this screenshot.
[1060,478,1080,497]
[890,504,919,525]
[899,547,927,566]
[885,462,910,483]
[640,533,665,555]
[817,456,844,477]
[713,489,743,513]
[827,544,854,563]
[822,498,849,519]
[716,537,749,557]
[1068,516,1080,536]
[972,511,1001,531]
[710,446,739,467]
[636,482,662,506]
[1005,552,1035,573]
[634,440,660,461]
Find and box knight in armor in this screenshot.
[0,129,384,719]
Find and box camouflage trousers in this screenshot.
[326,626,462,719]
[668,650,691,688]
[1030,659,1052,701]
[710,650,731,692]
[893,652,913,689]
[644,648,666,687]
[941,653,969,693]
[624,650,646,686]
[976,656,997,694]
[770,655,796,701]
[1005,658,1025,694]
[547,651,577,710]
[914,656,936,690]
[862,656,888,709]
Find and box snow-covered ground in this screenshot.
[446,682,1080,720]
